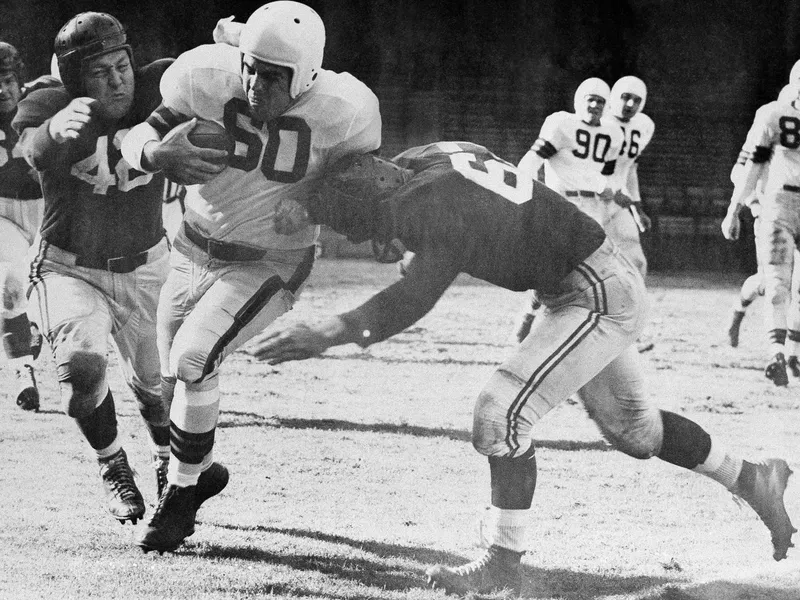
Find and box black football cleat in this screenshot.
[98,448,146,524]
[787,355,800,379]
[15,363,39,412]
[426,545,523,596]
[136,462,228,553]
[194,462,229,512]
[135,484,197,554]
[765,353,789,387]
[734,458,796,561]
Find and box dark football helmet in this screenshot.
[54,12,133,97]
[0,42,23,83]
[311,153,411,246]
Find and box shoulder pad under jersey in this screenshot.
[12,86,71,134]
[159,44,244,120]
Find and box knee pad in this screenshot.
[170,340,215,385]
[603,426,660,460]
[472,388,530,458]
[58,350,108,418]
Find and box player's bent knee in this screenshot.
[58,350,108,418]
[171,344,213,385]
[472,390,529,458]
[607,430,659,459]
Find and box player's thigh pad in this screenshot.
[606,210,647,276]
[111,249,169,401]
[577,346,661,458]
[29,270,113,412]
[473,244,647,457]
[758,219,794,306]
[168,258,306,384]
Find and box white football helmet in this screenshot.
[609,75,647,119]
[790,59,800,84]
[573,77,610,123]
[779,82,800,105]
[239,1,325,99]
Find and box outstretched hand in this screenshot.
[148,118,229,185]
[247,323,332,365]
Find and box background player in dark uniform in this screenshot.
[11,12,195,528]
[0,41,59,411]
[249,142,795,596]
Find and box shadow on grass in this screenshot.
[217,413,613,451]
[190,524,678,598]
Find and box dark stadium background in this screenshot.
[3,0,799,271]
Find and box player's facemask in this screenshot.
[309,153,411,259]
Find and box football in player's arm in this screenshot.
[249,141,794,596]
[119,1,382,554]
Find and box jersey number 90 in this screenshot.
[573,129,612,162]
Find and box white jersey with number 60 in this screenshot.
[155,43,381,250]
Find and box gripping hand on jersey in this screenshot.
[274,198,312,235]
[48,98,97,144]
[144,118,229,185]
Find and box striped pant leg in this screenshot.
[474,247,646,458]
[166,248,314,486]
[577,345,662,459]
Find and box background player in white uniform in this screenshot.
[514,78,624,341]
[0,42,59,411]
[120,1,381,553]
[247,143,795,595]
[605,76,654,277]
[723,81,800,386]
[726,85,800,374]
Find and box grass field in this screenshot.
[1,259,799,600]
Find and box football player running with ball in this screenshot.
[723,80,800,385]
[249,142,795,596]
[0,41,59,411]
[120,1,381,553]
[12,13,175,526]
